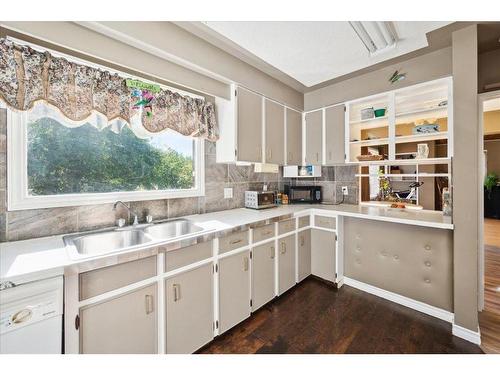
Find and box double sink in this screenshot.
[63,219,205,259]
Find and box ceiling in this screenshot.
[194,21,452,88]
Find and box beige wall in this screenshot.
[484,110,500,135]
[86,22,304,110]
[1,22,303,109]
[0,22,230,100]
[304,47,452,111]
[479,48,500,93]
[484,140,500,176]
[452,25,479,332]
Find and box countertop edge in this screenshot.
[0,205,453,283]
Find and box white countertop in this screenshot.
[0,204,453,285]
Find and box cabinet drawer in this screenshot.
[298,216,310,228]
[165,241,212,272]
[218,230,249,254]
[278,219,296,235]
[315,215,336,230]
[79,256,157,301]
[252,224,275,243]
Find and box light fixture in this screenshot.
[349,21,398,55]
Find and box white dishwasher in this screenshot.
[0,276,63,354]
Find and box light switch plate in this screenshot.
[224,187,233,199]
[342,186,349,196]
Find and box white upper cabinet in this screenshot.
[264,99,285,165]
[236,87,263,163]
[286,108,302,165]
[304,110,323,165]
[215,84,298,165]
[324,105,346,165]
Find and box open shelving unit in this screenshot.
[345,77,453,165]
[344,77,453,211]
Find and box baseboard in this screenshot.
[336,276,344,288]
[452,324,481,345]
[343,277,454,323]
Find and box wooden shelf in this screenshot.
[395,132,448,144]
[352,157,452,166]
[350,115,389,128]
[349,138,389,147]
[395,106,448,124]
[355,173,450,178]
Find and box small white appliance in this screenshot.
[0,276,63,354]
[244,191,277,209]
[283,165,322,178]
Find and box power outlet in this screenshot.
[224,187,233,199]
[342,186,349,196]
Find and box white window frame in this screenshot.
[6,104,205,211]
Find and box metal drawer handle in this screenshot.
[329,151,332,160]
[243,257,249,271]
[300,236,305,246]
[280,242,286,254]
[12,309,32,324]
[145,294,154,314]
[173,284,181,302]
[230,239,243,245]
[270,246,275,259]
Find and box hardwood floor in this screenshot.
[199,278,483,354]
[480,218,500,353]
[485,218,500,248]
[483,245,500,315]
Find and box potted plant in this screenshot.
[484,173,500,219]
[485,173,499,199]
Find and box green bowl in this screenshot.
[374,108,386,117]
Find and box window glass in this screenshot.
[27,106,196,196]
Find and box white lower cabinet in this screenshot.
[298,229,312,281]
[278,234,296,294]
[73,217,341,354]
[79,284,157,354]
[165,263,214,354]
[311,229,336,282]
[218,250,251,333]
[252,241,276,311]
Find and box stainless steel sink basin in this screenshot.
[64,218,207,259]
[64,229,153,257]
[143,219,204,240]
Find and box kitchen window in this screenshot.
[6,102,205,210]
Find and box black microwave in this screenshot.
[284,185,322,204]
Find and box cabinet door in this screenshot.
[219,250,251,333]
[265,99,285,165]
[252,241,276,311]
[311,229,336,282]
[278,234,296,294]
[298,229,311,281]
[305,110,323,165]
[165,264,213,354]
[286,108,302,165]
[79,284,157,354]
[237,87,262,163]
[325,104,345,165]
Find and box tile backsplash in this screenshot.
[0,109,358,242]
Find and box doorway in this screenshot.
[479,92,500,353]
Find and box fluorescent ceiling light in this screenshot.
[349,21,398,55]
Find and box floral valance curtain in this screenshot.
[0,38,218,141]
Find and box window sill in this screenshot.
[7,188,205,211]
